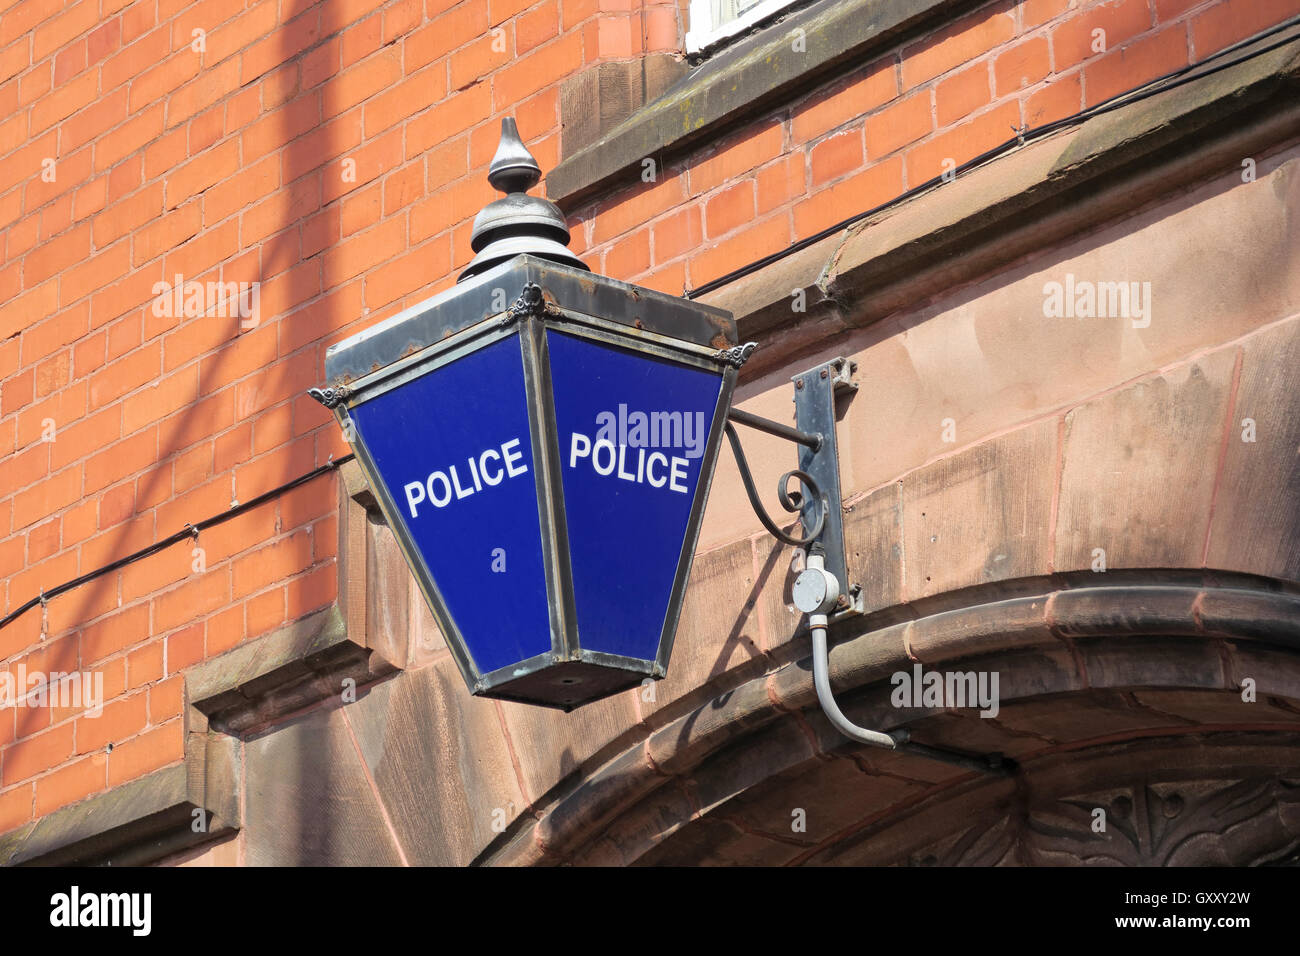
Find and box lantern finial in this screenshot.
[487,118,541,194]
[458,117,590,282]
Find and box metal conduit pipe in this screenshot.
[797,550,1008,777]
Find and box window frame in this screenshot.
[684,0,804,55]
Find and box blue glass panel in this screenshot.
[547,331,724,661]
[349,336,552,675]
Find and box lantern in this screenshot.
[312,120,742,709]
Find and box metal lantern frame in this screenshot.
[315,254,741,709]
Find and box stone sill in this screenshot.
[184,460,405,738]
[187,605,398,736]
[2,731,239,867]
[546,0,964,207]
[2,601,399,864]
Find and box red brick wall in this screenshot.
[0,0,1296,837]
[574,0,1300,292]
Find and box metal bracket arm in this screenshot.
[724,419,827,548]
[727,407,821,451]
[723,357,857,607]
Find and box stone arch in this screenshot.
[482,570,1300,865]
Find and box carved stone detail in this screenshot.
[889,756,1300,867]
[1021,777,1300,866]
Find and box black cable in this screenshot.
[684,13,1300,299]
[0,454,355,632]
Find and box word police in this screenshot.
[404,438,528,517]
[401,431,694,520]
[570,432,689,493]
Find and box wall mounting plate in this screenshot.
[792,356,859,613]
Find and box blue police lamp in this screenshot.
[311,119,753,710]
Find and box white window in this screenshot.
[685,0,804,55]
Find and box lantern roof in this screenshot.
[324,255,736,386]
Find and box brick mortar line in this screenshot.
[1200,344,1244,567]
[492,696,535,810]
[712,809,814,848]
[765,671,835,762]
[1122,688,1208,729]
[1046,412,1065,573]
[5,0,1294,837]
[3,21,1287,337]
[339,702,410,866]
